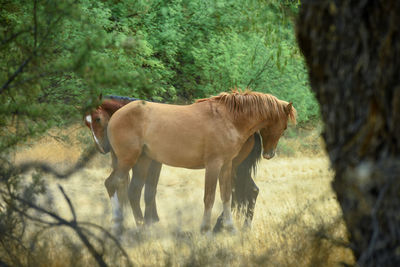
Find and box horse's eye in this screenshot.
[95,117,101,123]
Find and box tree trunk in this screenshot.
[296,1,400,266]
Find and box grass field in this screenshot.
[13,127,354,266]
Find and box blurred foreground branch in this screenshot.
[0,146,132,267]
[12,146,97,179]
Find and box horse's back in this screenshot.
[108,101,237,168]
[112,100,212,134]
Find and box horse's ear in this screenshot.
[286,102,293,115]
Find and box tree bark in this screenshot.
[296,1,400,266]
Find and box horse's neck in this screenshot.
[233,115,266,139]
[102,100,128,115]
[109,106,122,115]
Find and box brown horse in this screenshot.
[85,96,262,232]
[104,90,296,233]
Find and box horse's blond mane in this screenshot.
[196,89,296,123]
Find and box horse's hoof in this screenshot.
[200,224,211,234]
[145,217,160,226]
[224,224,237,234]
[135,219,145,229]
[242,221,252,231]
[111,224,124,238]
[213,216,224,233]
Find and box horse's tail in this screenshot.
[236,132,262,178]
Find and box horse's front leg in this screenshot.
[219,161,236,232]
[201,161,222,233]
[213,169,238,233]
[128,154,152,227]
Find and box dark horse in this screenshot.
[85,95,288,232]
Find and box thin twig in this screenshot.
[0,28,32,47]
[58,185,77,221]
[247,57,272,88]
[2,199,60,226]
[0,56,34,94]
[80,222,132,265]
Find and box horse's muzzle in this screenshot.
[263,150,275,159]
[96,141,111,154]
[96,144,107,154]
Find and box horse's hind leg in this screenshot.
[128,154,152,227]
[144,160,162,225]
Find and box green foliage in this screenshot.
[88,0,318,121]
[1,0,318,146]
[0,0,316,196]
[0,0,320,163]
[0,1,320,265]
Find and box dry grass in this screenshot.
[11,127,354,266]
